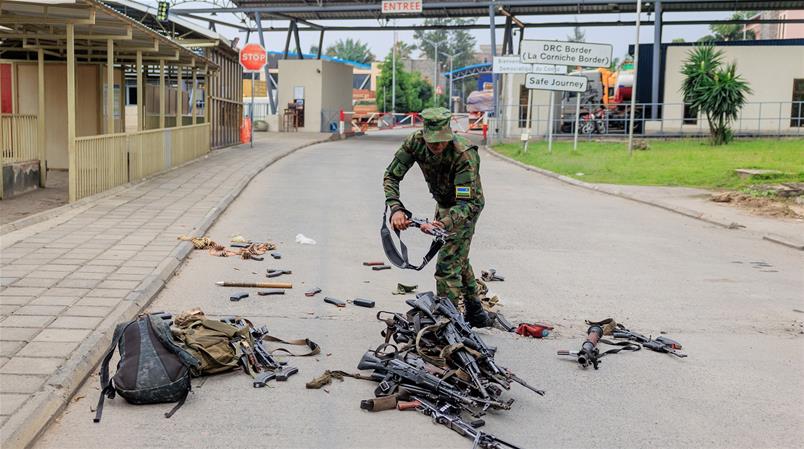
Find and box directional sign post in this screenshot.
[520,40,613,153]
[522,72,589,154]
[524,73,588,92]
[492,56,568,75]
[239,43,267,148]
[520,40,613,68]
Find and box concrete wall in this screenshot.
[662,44,804,132]
[321,60,354,129]
[277,59,352,132]
[15,63,103,170]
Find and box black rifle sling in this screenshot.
[381,206,443,271]
[598,339,642,357]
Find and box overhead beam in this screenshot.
[2,25,133,40]
[0,13,96,26]
[178,13,252,31]
[170,0,801,15]
[217,17,804,32]
[21,38,159,53]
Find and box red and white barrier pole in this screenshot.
[339,108,345,137]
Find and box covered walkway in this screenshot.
[1,0,218,202]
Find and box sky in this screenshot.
[162,2,733,64]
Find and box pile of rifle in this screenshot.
[356,292,544,449]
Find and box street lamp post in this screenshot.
[423,38,443,107]
[440,50,465,113]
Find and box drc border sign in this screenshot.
[525,73,588,93]
[239,43,267,72]
[492,56,568,74]
[520,40,612,68]
[382,1,422,14]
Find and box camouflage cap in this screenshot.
[421,107,453,143]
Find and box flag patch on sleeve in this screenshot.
[455,186,472,199]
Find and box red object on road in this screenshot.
[516,323,553,338]
[239,43,267,72]
[240,117,252,144]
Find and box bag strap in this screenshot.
[163,384,190,419]
[93,320,135,423]
[260,335,320,357]
[196,319,241,338]
[381,206,443,271]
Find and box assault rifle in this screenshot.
[405,295,493,400]
[357,351,510,411]
[410,292,546,396]
[221,317,299,387]
[409,217,451,241]
[377,310,415,345]
[612,328,687,358]
[412,396,524,449]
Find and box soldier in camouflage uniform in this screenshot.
[383,107,493,327]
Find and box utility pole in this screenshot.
[424,38,443,107]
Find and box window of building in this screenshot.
[792,79,804,128]
[683,103,698,125]
[127,85,137,105]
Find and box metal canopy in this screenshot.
[172,0,803,21]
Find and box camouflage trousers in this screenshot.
[435,207,479,305]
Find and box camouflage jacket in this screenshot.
[383,130,484,230]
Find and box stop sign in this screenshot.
[239,43,267,72]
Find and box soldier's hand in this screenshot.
[419,220,444,235]
[391,211,411,231]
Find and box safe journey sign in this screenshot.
[492,56,568,74]
[520,40,613,68]
[525,73,588,93]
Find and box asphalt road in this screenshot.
[35,130,804,449]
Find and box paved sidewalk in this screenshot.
[485,148,804,251]
[596,184,804,250]
[0,132,330,448]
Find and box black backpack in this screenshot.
[94,314,200,422]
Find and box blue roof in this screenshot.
[267,51,372,70]
[442,62,492,77]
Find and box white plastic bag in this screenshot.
[295,234,316,245]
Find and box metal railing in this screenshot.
[74,133,128,200]
[73,123,210,201]
[494,100,804,139]
[1,114,38,163]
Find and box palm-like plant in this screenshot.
[324,38,376,64]
[681,46,751,145]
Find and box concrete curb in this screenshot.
[2,137,332,449]
[484,146,804,252]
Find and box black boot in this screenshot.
[464,296,495,328]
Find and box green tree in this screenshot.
[414,19,478,109]
[392,41,417,60]
[698,11,756,42]
[376,54,427,113]
[567,26,586,43]
[324,38,376,63]
[672,38,686,43]
[681,46,751,145]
